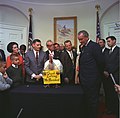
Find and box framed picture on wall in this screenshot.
[54,16,77,47]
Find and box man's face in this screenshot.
[107,38,116,47]
[20,49,25,54]
[54,44,60,51]
[78,33,88,45]
[47,42,54,51]
[98,40,105,48]
[32,42,41,51]
[64,42,72,51]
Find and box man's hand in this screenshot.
[104,71,109,78]
[34,75,42,81]
[3,72,8,79]
[64,77,69,84]
[114,84,120,94]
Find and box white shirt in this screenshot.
[102,47,105,53]
[31,49,42,79]
[33,49,39,57]
[85,39,90,46]
[111,45,116,52]
[12,64,18,68]
[66,50,73,59]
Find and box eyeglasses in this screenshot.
[47,44,53,47]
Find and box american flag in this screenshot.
[96,10,101,43]
[28,13,33,50]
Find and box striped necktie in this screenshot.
[36,52,38,64]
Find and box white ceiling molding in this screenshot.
[10,0,95,5]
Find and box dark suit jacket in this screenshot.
[102,48,109,55]
[104,46,119,83]
[46,50,60,60]
[25,50,47,83]
[79,40,104,86]
[101,48,109,78]
[60,50,77,81]
[0,49,6,61]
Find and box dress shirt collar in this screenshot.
[66,50,73,58]
[102,47,105,53]
[33,49,39,57]
[0,72,2,76]
[85,39,90,46]
[111,45,116,52]
[12,64,18,68]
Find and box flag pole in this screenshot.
[28,8,33,50]
[95,4,100,12]
[95,5,101,43]
[28,8,33,15]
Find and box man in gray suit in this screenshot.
[25,39,47,83]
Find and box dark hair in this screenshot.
[7,42,18,53]
[64,40,72,45]
[32,39,41,44]
[106,36,116,41]
[20,44,26,51]
[78,30,89,37]
[10,54,19,61]
[99,39,105,43]
[54,43,60,46]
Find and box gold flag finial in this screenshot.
[28,8,33,15]
[95,4,100,11]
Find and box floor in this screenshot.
[97,95,116,118]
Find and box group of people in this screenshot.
[0,30,119,118]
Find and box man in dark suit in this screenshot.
[0,49,6,61]
[46,40,60,60]
[25,39,47,83]
[98,39,109,54]
[104,36,119,118]
[98,39,110,114]
[78,30,104,118]
[60,40,77,84]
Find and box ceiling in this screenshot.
[11,0,95,5]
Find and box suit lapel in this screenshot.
[31,50,36,63]
[66,50,75,64]
[66,51,72,60]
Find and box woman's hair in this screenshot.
[7,42,18,53]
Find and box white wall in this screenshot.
[101,2,119,38]
[0,0,119,52]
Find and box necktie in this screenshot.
[36,52,38,64]
[109,48,112,54]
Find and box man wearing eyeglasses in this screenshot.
[46,40,60,60]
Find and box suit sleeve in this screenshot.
[24,52,34,76]
[92,43,105,73]
[0,76,12,91]
[60,53,67,78]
